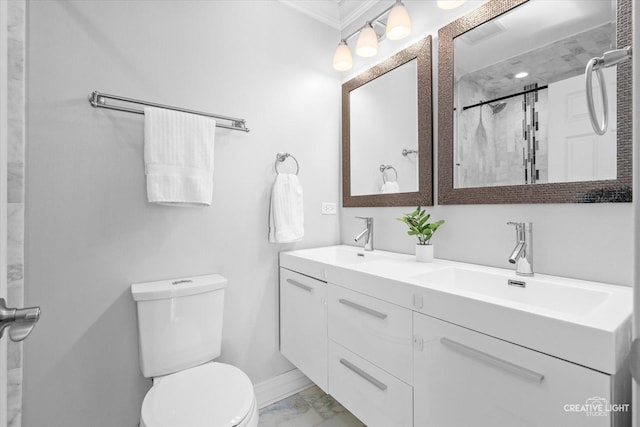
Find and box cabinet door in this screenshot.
[280,268,328,392]
[413,313,613,427]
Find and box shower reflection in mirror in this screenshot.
[453,0,618,189]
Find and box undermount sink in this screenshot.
[410,267,610,317]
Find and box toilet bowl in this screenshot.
[140,362,258,427]
[132,274,259,427]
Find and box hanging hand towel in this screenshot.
[144,106,216,206]
[269,173,304,243]
[380,181,400,193]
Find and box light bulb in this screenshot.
[386,1,411,40]
[437,0,467,9]
[333,40,353,71]
[356,23,378,57]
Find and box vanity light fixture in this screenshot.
[333,40,353,71]
[356,23,378,57]
[386,1,412,40]
[515,71,529,79]
[332,0,412,70]
[437,0,467,9]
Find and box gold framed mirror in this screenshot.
[342,36,432,207]
[438,0,631,204]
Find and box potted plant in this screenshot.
[396,207,445,262]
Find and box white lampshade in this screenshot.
[356,23,378,57]
[437,0,467,9]
[386,1,411,40]
[333,41,353,71]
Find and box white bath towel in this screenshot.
[269,174,304,243]
[144,106,216,206]
[380,181,400,193]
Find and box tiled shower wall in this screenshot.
[6,1,25,427]
[454,78,548,188]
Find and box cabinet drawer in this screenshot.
[280,268,328,392]
[329,340,412,427]
[328,284,413,384]
[414,312,616,427]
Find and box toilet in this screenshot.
[131,274,259,427]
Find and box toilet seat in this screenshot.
[141,362,258,427]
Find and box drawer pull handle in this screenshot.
[338,299,387,319]
[339,358,388,391]
[440,337,545,384]
[286,278,313,293]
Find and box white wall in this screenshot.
[24,1,340,426]
[340,0,633,287]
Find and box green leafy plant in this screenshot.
[396,207,445,245]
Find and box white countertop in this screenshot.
[280,245,632,375]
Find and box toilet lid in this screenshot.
[141,362,255,427]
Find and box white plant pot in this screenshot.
[416,244,434,263]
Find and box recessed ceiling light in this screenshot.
[515,71,529,79]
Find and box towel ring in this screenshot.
[275,152,299,176]
[379,164,398,183]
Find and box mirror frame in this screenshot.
[342,36,433,207]
[438,0,632,204]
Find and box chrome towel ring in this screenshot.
[275,152,299,175]
[379,164,397,183]
[585,46,632,135]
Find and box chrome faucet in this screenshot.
[507,222,533,276]
[354,216,374,251]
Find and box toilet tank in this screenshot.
[131,274,227,378]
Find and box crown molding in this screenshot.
[279,0,381,31]
[339,0,380,30]
[279,0,342,29]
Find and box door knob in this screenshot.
[0,298,41,342]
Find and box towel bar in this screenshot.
[88,91,249,132]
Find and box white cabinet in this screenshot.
[328,284,413,384]
[328,340,413,427]
[279,248,629,427]
[413,312,615,427]
[327,283,414,427]
[279,268,328,392]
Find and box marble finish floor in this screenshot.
[258,386,365,427]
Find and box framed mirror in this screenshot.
[438,0,631,204]
[343,36,432,207]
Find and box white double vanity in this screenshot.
[279,245,632,427]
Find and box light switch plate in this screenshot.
[321,202,337,215]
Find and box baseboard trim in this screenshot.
[254,368,314,409]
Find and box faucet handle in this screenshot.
[507,221,524,230]
[356,216,373,222]
[508,221,533,230]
